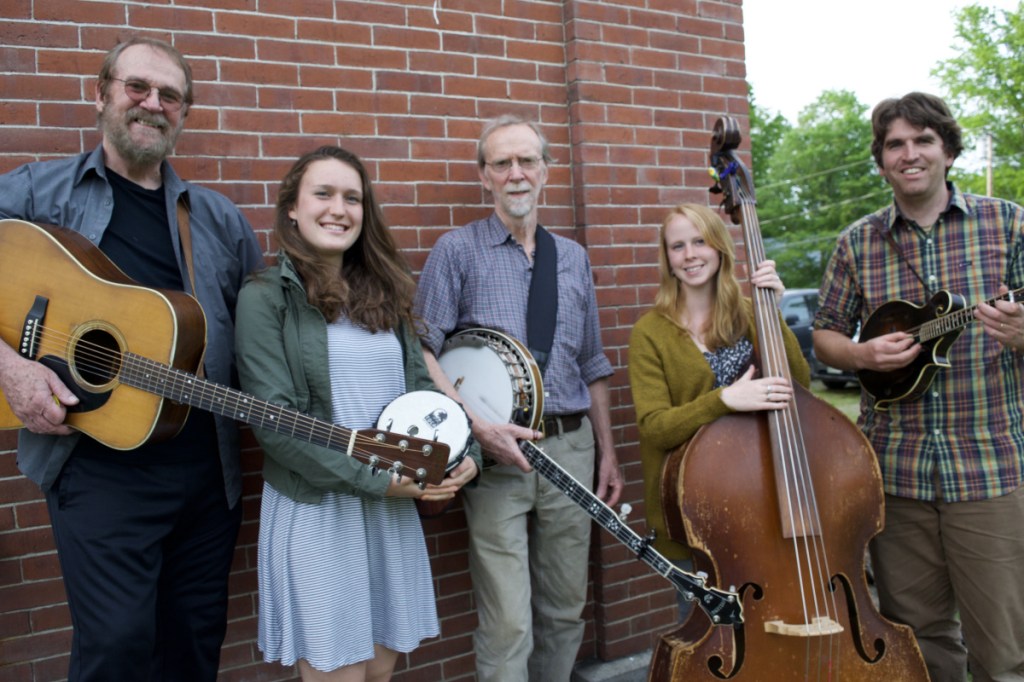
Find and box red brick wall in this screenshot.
[0,1,749,680]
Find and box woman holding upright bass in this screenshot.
[628,202,810,619]
[235,146,479,682]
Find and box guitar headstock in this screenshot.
[354,430,450,486]
[666,564,745,626]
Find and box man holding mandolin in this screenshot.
[814,92,1024,682]
[0,38,264,680]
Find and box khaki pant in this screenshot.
[462,417,596,682]
[870,485,1024,682]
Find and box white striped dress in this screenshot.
[257,317,439,671]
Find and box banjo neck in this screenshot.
[519,440,742,626]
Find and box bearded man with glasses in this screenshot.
[0,37,263,681]
[414,114,624,681]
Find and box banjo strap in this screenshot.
[527,225,558,375]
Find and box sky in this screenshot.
[743,0,1020,123]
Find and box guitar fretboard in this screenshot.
[122,352,352,449]
[113,352,444,484]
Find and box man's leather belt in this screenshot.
[541,412,584,437]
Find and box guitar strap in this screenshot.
[527,225,558,375]
[176,197,197,297]
[176,197,204,378]
[874,217,934,299]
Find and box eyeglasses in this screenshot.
[110,77,186,112]
[485,156,543,174]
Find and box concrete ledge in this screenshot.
[572,650,651,682]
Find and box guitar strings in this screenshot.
[739,197,843,670]
[6,320,439,472]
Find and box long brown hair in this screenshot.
[274,146,415,332]
[652,203,748,350]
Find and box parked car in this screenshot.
[779,288,858,390]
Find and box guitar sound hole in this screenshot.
[72,328,122,387]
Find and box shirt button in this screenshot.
[934,429,941,436]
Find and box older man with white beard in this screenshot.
[414,115,624,682]
[0,37,263,681]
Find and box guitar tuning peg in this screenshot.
[618,503,632,522]
[370,466,380,477]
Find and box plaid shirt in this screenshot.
[414,213,612,416]
[815,183,1024,501]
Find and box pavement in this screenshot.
[572,650,651,682]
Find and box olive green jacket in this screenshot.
[235,254,479,503]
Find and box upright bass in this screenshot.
[647,119,929,681]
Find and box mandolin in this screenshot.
[857,287,1024,411]
[0,219,449,485]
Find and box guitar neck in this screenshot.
[921,286,1024,341]
[519,440,741,624]
[122,352,353,448]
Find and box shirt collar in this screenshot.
[482,212,516,247]
[883,181,969,233]
[73,144,186,200]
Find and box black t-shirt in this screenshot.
[72,169,215,463]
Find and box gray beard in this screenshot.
[99,107,181,171]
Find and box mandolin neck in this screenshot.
[920,287,1024,342]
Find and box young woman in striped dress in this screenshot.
[235,146,480,682]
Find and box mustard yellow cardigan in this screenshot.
[627,302,811,559]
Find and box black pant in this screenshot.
[45,454,241,682]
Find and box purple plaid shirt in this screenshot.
[414,213,613,416]
[815,184,1024,501]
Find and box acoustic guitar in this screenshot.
[0,219,449,485]
[857,287,1024,411]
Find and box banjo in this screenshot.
[437,328,743,626]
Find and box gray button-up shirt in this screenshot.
[0,145,264,506]
[414,213,612,416]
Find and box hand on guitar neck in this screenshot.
[0,340,79,436]
[975,284,1024,352]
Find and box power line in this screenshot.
[755,157,875,192]
[757,188,891,226]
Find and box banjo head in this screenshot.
[438,327,544,431]
[376,390,471,472]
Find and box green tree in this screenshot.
[755,90,885,287]
[748,86,791,180]
[934,2,1024,201]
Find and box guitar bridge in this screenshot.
[20,295,48,360]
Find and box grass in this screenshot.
[808,379,862,422]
